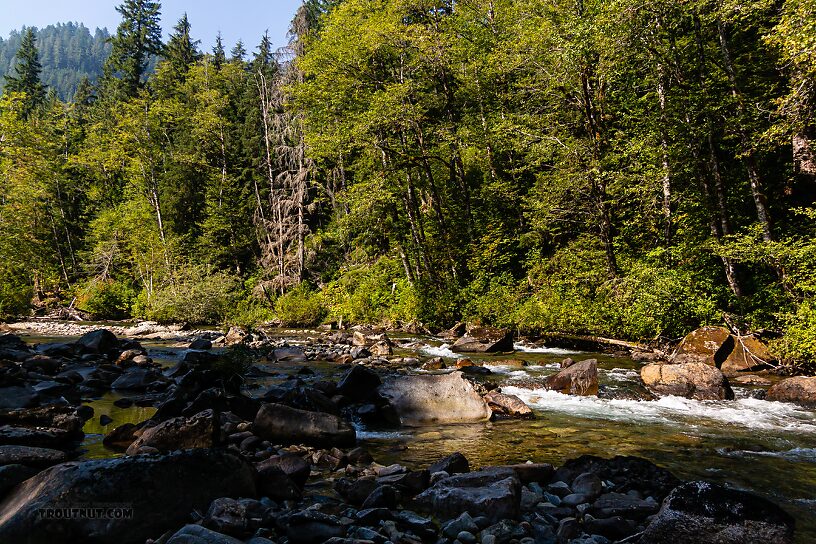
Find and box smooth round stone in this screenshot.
[457,531,476,544]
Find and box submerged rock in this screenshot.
[378,372,491,424]
[766,376,816,407]
[484,391,534,419]
[451,327,514,353]
[640,481,795,544]
[253,402,356,447]
[640,362,734,400]
[0,449,256,544]
[545,359,599,396]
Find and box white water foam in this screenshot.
[418,344,465,359]
[355,430,407,440]
[723,447,816,463]
[513,343,582,355]
[501,386,816,435]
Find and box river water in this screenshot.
[22,330,814,542]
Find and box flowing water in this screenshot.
[17,328,816,542]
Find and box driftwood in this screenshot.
[537,332,656,353]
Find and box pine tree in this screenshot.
[4,28,46,116]
[212,32,226,69]
[103,0,163,98]
[164,13,201,78]
[230,40,246,63]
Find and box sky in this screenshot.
[0,0,302,51]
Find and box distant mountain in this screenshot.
[0,22,111,101]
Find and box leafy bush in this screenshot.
[275,282,326,327]
[225,298,276,329]
[0,277,31,319]
[76,279,136,320]
[773,299,816,373]
[136,266,241,324]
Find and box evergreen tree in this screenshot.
[164,13,201,78]
[4,28,46,116]
[103,0,163,98]
[230,40,246,63]
[212,31,226,69]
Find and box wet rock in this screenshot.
[640,481,795,544]
[347,446,374,466]
[102,422,139,451]
[671,327,734,366]
[766,376,816,407]
[22,356,61,374]
[545,359,598,396]
[377,468,430,496]
[589,492,659,519]
[204,497,267,537]
[733,374,772,386]
[553,455,680,502]
[126,409,218,455]
[451,327,514,353]
[287,510,345,544]
[362,484,400,509]
[256,457,309,498]
[571,472,603,500]
[273,346,307,363]
[641,362,734,400]
[167,524,244,544]
[189,337,213,350]
[429,452,470,475]
[0,449,256,544]
[0,445,66,467]
[0,385,39,409]
[336,476,379,505]
[442,512,480,539]
[253,402,356,447]
[99,414,113,426]
[631,349,663,362]
[76,329,119,354]
[337,365,382,402]
[0,464,38,496]
[0,425,74,449]
[413,467,521,522]
[378,372,491,424]
[485,391,534,419]
[111,367,162,391]
[422,357,446,370]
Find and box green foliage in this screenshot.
[773,300,816,373]
[136,266,240,324]
[0,277,32,319]
[274,282,326,327]
[76,279,136,320]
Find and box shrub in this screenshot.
[137,266,241,324]
[275,282,326,326]
[773,299,816,374]
[0,277,31,319]
[76,279,136,320]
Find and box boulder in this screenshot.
[167,524,244,544]
[0,464,38,497]
[484,391,534,419]
[671,327,734,366]
[256,453,311,488]
[337,365,381,402]
[0,445,66,467]
[721,336,774,374]
[125,410,218,455]
[0,386,39,410]
[640,481,795,544]
[554,455,680,502]
[225,327,248,346]
[451,327,513,353]
[188,337,213,351]
[103,423,139,451]
[255,464,303,501]
[641,362,734,400]
[545,359,599,396]
[589,492,659,519]
[429,452,470,475]
[378,372,491,425]
[412,467,520,523]
[76,329,118,354]
[111,367,162,391]
[253,402,356,447]
[0,449,256,544]
[766,376,816,407]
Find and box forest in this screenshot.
[1,0,815,371]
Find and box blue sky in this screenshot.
[0,0,302,51]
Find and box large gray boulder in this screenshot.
[641,362,734,400]
[253,403,356,447]
[640,481,795,544]
[378,372,491,425]
[450,326,513,353]
[412,467,521,523]
[0,449,256,544]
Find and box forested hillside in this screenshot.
[0,23,113,100]
[1,0,815,371]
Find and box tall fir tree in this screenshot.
[102,0,163,98]
[212,32,226,69]
[164,13,201,79]
[4,28,46,117]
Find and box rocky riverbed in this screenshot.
[0,321,814,543]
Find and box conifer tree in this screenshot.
[164,13,201,78]
[4,28,46,116]
[212,32,226,69]
[102,0,162,98]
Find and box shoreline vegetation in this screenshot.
[2,0,816,377]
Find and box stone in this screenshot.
[126,410,217,455]
[0,464,38,496]
[0,385,39,410]
[571,472,603,500]
[337,365,382,402]
[287,510,345,544]
[0,425,74,449]
[484,391,534,419]
[103,423,139,451]
[255,464,304,501]
[167,524,244,544]
[429,452,470,475]
[335,477,379,505]
[0,445,66,467]
[378,372,491,424]
[554,455,680,502]
[442,512,480,539]
[766,376,816,407]
[671,326,734,366]
[204,497,266,537]
[253,402,356,447]
[111,367,161,391]
[412,467,520,523]
[545,359,598,396]
[99,414,113,426]
[721,336,775,374]
[189,337,213,350]
[347,446,374,465]
[640,481,795,544]
[0,449,256,544]
[225,327,249,346]
[76,329,119,354]
[422,357,446,370]
[362,484,399,509]
[370,341,392,356]
[589,492,659,520]
[256,453,311,488]
[22,356,61,374]
[451,327,514,353]
[734,374,772,386]
[584,516,636,540]
[641,362,734,400]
